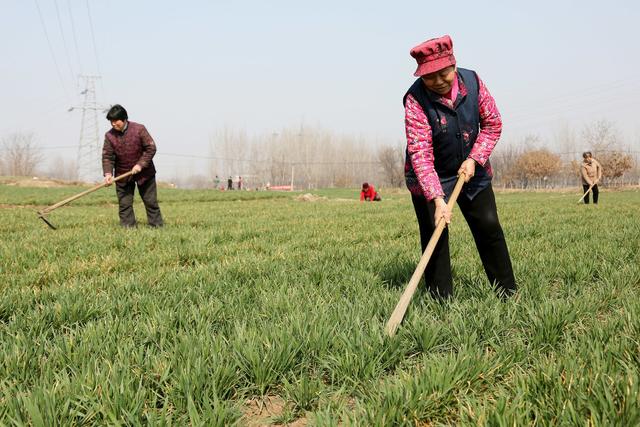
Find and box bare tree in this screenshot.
[377,144,404,187]
[492,144,523,188]
[553,121,577,154]
[580,120,634,185]
[565,159,582,186]
[209,127,251,186]
[581,119,619,154]
[0,133,43,176]
[208,125,387,189]
[513,148,562,188]
[47,156,78,181]
[598,151,634,185]
[492,135,539,188]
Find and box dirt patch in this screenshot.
[295,193,327,202]
[157,181,177,188]
[0,176,177,189]
[0,176,89,188]
[242,396,308,426]
[0,204,42,209]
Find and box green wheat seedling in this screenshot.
[0,185,639,424]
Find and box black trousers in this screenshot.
[582,184,599,204]
[115,177,163,227]
[411,184,516,299]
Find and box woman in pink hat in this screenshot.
[403,35,516,299]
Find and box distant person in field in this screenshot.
[238,176,243,190]
[403,35,516,299]
[214,175,221,189]
[360,182,381,201]
[227,176,233,190]
[580,151,602,204]
[102,104,163,228]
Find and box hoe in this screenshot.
[385,173,466,337]
[37,170,134,229]
[577,183,595,204]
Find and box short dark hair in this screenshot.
[582,151,592,158]
[106,104,128,121]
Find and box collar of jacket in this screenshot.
[115,121,129,136]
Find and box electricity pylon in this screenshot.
[69,75,107,182]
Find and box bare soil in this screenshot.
[242,396,308,427]
[295,193,327,202]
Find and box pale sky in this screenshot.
[1,0,639,180]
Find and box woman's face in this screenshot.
[110,119,127,132]
[421,66,456,95]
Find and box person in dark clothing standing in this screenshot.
[227,176,233,190]
[102,104,163,227]
[403,35,515,299]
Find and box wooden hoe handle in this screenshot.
[385,173,466,337]
[39,170,135,215]
[577,183,595,204]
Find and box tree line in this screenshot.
[1,119,637,189]
[205,120,637,189]
[491,120,637,189]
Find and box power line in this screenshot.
[0,145,77,152]
[504,79,632,116]
[33,0,69,99]
[0,98,70,134]
[85,0,106,99]
[66,0,83,75]
[53,0,75,81]
[155,152,381,166]
[505,89,640,124]
[42,145,78,150]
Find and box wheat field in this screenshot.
[1,184,639,425]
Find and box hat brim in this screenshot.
[413,55,456,77]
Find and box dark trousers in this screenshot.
[115,177,163,227]
[582,184,599,204]
[411,184,516,299]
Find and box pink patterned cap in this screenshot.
[410,35,456,77]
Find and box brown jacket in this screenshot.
[102,121,157,184]
[581,159,602,185]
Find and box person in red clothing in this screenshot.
[360,182,381,201]
[102,104,163,228]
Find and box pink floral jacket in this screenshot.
[404,73,502,200]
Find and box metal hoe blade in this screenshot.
[37,212,57,230]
